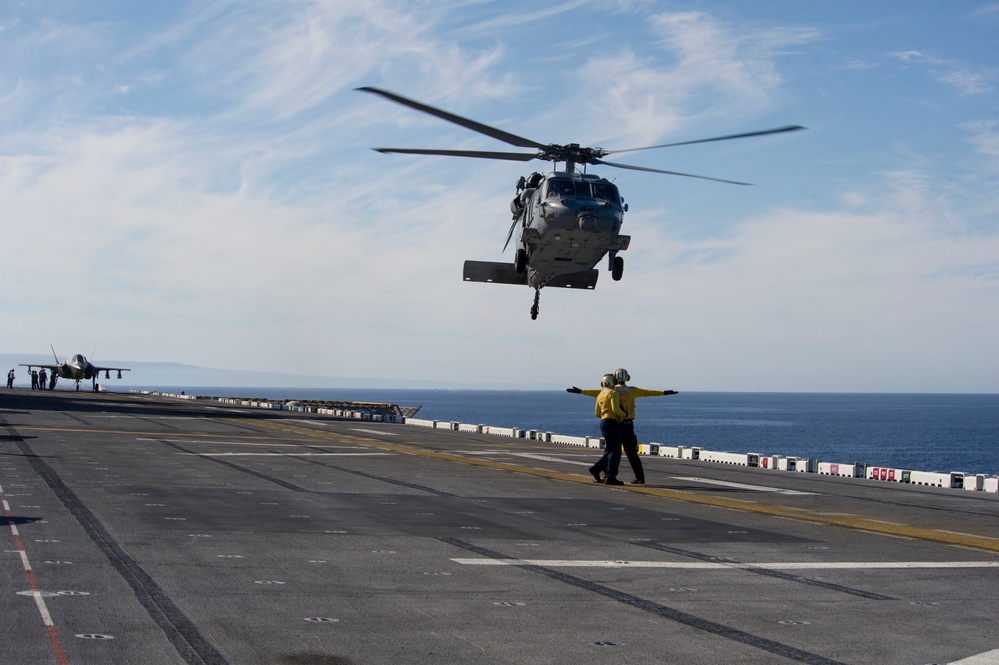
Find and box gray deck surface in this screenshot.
[2,390,997,665]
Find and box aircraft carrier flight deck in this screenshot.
[2,389,997,665]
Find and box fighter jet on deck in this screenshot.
[21,346,131,391]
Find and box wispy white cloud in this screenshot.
[889,49,995,96]
[964,120,999,159]
[572,10,819,146]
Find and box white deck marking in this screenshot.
[2,483,69,661]
[151,439,362,448]
[350,428,399,437]
[509,453,590,467]
[179,452,391,457]
[452,559,999,570]
[948,649,999,664]
[670,476,814,495]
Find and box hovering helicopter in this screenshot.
[358,87,804,319]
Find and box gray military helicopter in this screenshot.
[358,87,804,319]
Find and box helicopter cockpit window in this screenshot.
[546,179,574,199]
[591,182,618,201]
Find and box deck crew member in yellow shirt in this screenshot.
[570,368,678,485]
[587,374,629,486]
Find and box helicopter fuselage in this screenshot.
[513,171,630,288]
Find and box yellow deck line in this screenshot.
[248,419,999,554]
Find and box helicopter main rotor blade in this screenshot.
[373,147,538,162]
[593,159,752,185]
[602,125,806,156]
[357,87,546,150]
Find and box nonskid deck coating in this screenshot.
[2,389,998,665]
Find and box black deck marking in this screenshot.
[2,423,230,665]
[440,538,851,665]
[636,541,896,601]
[134,415,185,430]
[151,438,452,498]
[57,412,96,428]
[293,446,459,497]
[154,438,310,492]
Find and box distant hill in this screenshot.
[0,354,556,390]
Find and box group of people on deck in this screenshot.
[6,368,58,390]
[567,369,677,486]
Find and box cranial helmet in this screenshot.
[601,374,615,388]
[614,368,630,383]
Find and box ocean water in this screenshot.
[138,388,999,476]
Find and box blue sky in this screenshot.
[2,1,998,392]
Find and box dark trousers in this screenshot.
[591,419,623,480]
[621,420,644,482]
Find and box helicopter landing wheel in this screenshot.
[515,248,528,274]
[530,288,540,320]
[612,256,624,281]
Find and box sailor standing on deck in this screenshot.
[587,374,628,486]
[569,368,678,485]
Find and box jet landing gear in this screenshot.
[531,287,541,320]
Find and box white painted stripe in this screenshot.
[141,438,364,449]
[163,440,303,446]
[33,594,55,626]
[510,453,590,467]
[451,559,999,570]
[179,452,390,457]
[160,440,362,448]
[670,476,814,495]
[2,484,60,632]
[948,649,999,664]
[350,428,399,437]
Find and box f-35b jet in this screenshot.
[20,346,131,391]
